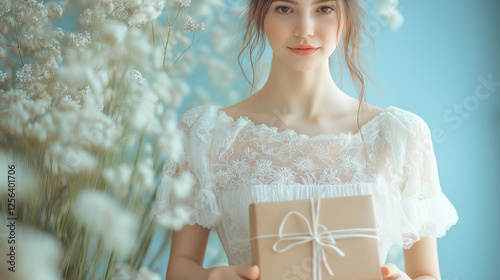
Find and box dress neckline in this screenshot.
[214,104,392,141]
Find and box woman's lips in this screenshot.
[288,47,319,56]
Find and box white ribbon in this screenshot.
[250,197,378,280]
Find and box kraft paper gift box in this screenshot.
[249,195,382,280]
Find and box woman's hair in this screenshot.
[236,0,378,168]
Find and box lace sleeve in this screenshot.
[154,106,221,231]
[397,111,458,248]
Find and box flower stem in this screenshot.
[104,251,116,280]
[166,32,207,75]
[162,8,182,71]
[11,0,24,66]
[125,131,145,204]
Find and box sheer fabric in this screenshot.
[154,104,458,265]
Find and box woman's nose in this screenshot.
[294,14,315,38]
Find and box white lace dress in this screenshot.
[154,104,458,265]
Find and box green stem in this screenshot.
[133,217,155,269]
[166,32,207,75]
[151,21,156,47]
[63,223,81,279]
[104,251,116,280]
[11,0,24,66]
[162,8,182,71]
[76,232,90,280]
[162,25,173,72]
[125,132,146,204]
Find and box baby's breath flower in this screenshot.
[132,158,155,194]
[138,267,162,280]
[54,27,64,39]
[127,0,164,27]
[66,31,92,48]
[111,5,129,21]
[183,15,205,32]
[196,23,205,31]
[184,14,195,31]
[0,150,39,199]
[79,85,92,96]
[112,263,137,280]
[0,0,11,15]
[15,64,36,88]
[103,164,133,198]
[0,223,64,280]
[72,189,139,257]
[131,69,145,84]
[0,71,7,84]
[0,48,6,61]
[47,145,98,174]
[99,0,114,14]
[101,21,127,45]
[172,0,190,8]
[47,3,63,18]
[80,8,106,27]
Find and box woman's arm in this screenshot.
[403,236,441,280]
[166,223,211,280]
[166,224,259,280]
[382,236,441,280]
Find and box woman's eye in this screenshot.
[275,6,292,14]
[319,6,335,14]
[275,6,335,14]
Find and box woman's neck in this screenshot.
[250,55,357,120]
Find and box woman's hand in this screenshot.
[382,263,411,280]
[207,264,259,280]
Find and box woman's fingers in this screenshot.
[382,263,398,277]
[381,263,410,280]
[233,264,260,279]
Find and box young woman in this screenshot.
[155,0,458,279]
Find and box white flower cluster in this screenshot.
[184,14,205,32]
[72,189,140,257]
[80,7,107,27]
[126,0,165,27]
[172,0,191,8]
[0,222,64,280]
[47,2,64,18]
[0,0,241,277]
[0,47,7,61]
[0,71,7,84]
[0,150,38,199]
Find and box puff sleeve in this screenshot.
[386,109,458,249]
[154,105,221,231]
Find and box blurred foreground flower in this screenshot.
[377,0,404,31]
[0,0,210,278]
[0,221,64,280]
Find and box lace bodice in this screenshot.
[154,104,458,265]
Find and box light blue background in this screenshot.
[358,1,499,279]
[169,1,500,279]
[357,1,499,279]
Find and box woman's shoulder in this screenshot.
[384,106,432,138]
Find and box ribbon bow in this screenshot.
[251,197,378,280]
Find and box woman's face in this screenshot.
[263,0,343,71]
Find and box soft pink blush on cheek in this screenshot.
[263,18,287,41]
